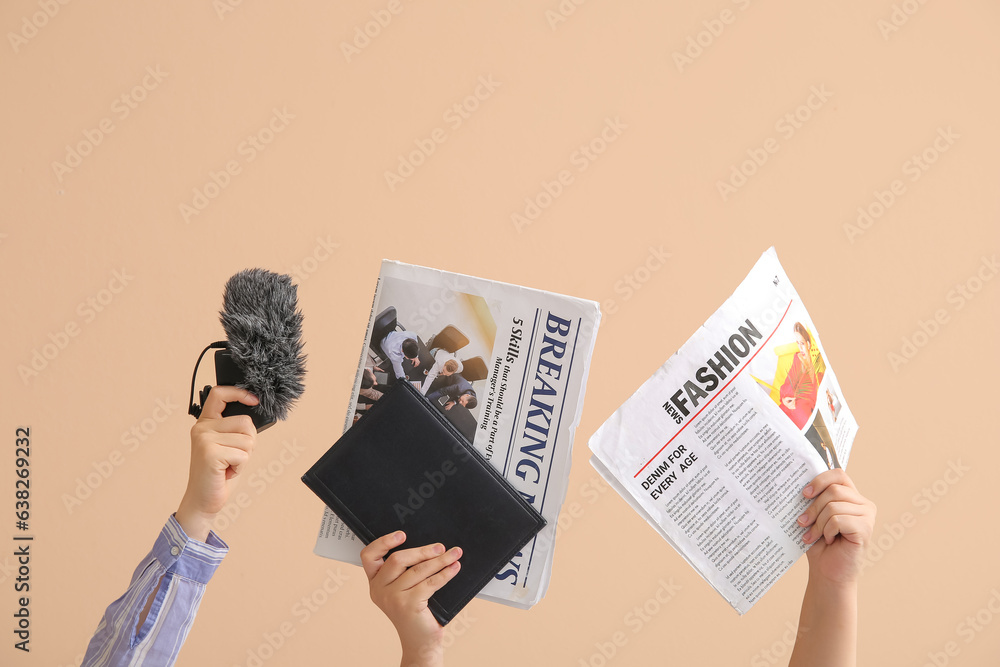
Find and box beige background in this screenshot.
[2,1,998,665]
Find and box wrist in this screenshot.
[400,646,443,667]
[399,634,444,667]
[175,499,216,543]
[806,571,858,599]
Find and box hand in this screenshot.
[443,401,455,411]
[412,358,421,368]
[783,396,797,409]
[175,386,259,542]
[362,532,462,667]
[797,469,876,586]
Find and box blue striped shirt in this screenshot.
[82,515,228,666]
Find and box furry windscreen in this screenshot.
[220,269,306,421]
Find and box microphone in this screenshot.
[188,269,307,431]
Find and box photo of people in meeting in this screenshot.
[353,275,497,444]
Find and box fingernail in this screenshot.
[802,530,811,542]
[394,531,405,542]
[803,485,813,497]
[797,513,809,525]
[434,544,445,555]
[451,547,463,557]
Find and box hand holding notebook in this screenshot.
[302,380,546,625]
[361,532,462,666]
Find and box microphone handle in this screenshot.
[215,349,276,432]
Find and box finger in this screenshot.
[374,543,448,586]
[393,546,462,591]
[222,448,250,479]
[197,414,257,437]
[803,500,867,543]
[200,431,256,453]
[361,532,406,580]
[820,513,872,547]
[412,557,462,601]
[802,468,856,499]
[200,385,260,421]
[798,483,866,528]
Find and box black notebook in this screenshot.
[301,380,546,625]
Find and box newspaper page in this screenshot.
[588,247,858,614]
[313,261,601,609]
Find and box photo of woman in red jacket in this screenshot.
[780,322,825,429]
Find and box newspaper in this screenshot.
[313,260,600,609]
[588,247,858,614]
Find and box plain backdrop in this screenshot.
[2,1,998,665]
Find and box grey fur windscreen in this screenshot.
[220,268,306,421]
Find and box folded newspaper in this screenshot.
[589,247,858,614]
[314,260,600,609]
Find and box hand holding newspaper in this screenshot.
[313,261,600,610]
[589,247,858,614]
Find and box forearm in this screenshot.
[82,516,227,667]
[788,575,857,667]
[420,368,439,395]
[400,643,444,667]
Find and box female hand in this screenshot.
[361,532,463,667]
[797,469,876,585]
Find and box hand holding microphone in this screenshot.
[176,386,260,542]
[189,268,307,431]
[182,268,307,540]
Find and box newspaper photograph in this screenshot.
[588,247,858,614]
[313,260,601,609]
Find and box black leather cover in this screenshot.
[302,380,546,625]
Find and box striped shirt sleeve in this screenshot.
[82,515,228,667]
